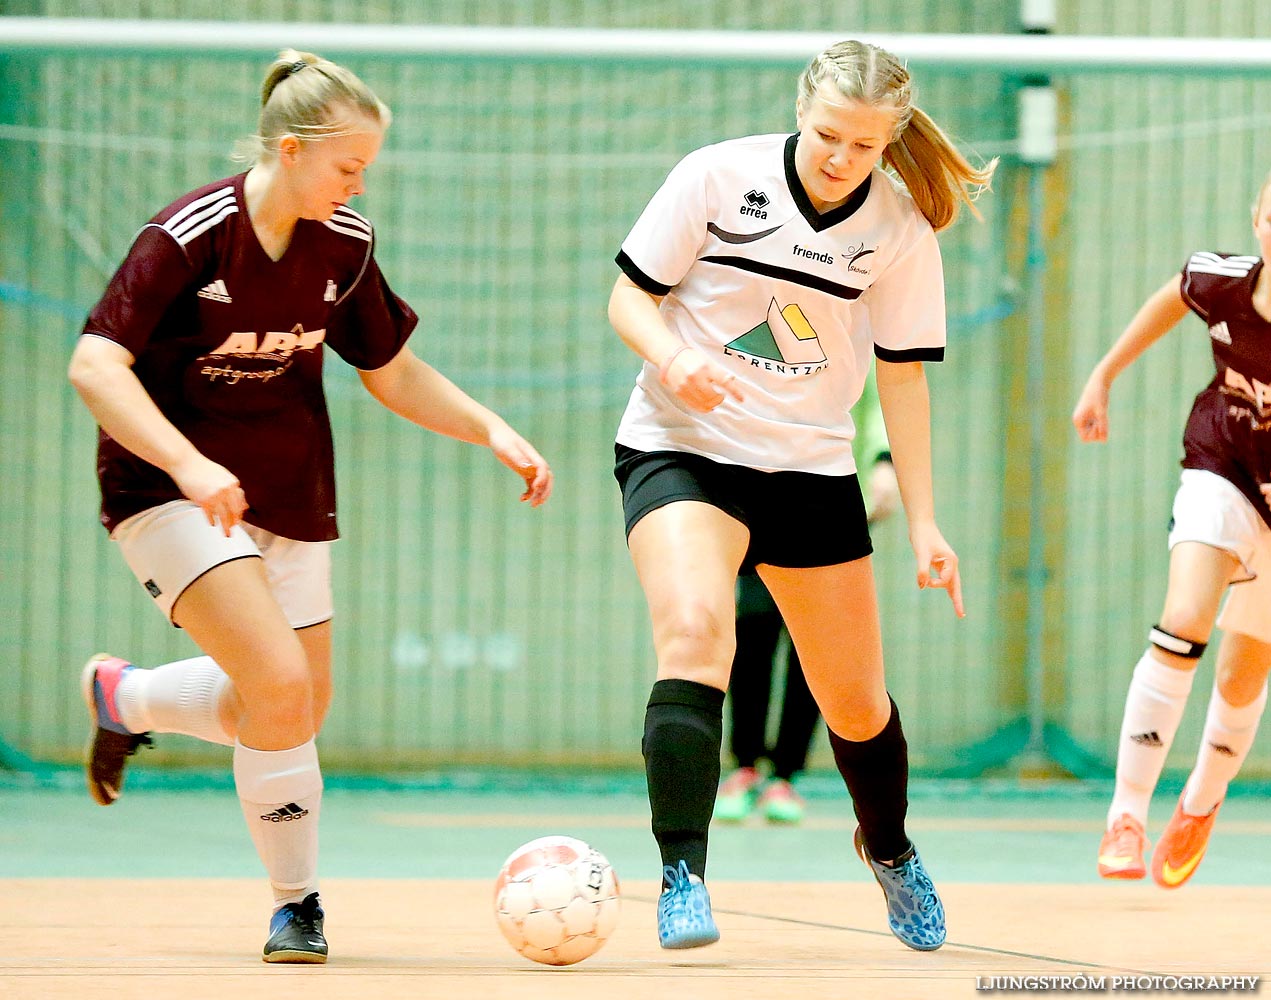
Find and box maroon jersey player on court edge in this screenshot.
[1179,251,1271,522]
[1073,169,1271,892]
[68,49,552,965]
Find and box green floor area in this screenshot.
[5,774,1271,886]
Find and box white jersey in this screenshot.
[615,132,946,475]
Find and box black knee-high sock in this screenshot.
[827,696,910,862]
[643,678,725,881]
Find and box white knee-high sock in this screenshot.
[1108,651,1196,827]
[114,656,235,746]
[233,739,323,909]
[1183,683,1267,816]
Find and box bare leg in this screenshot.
[758,559,888,741]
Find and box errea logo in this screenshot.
[741,189,770,219]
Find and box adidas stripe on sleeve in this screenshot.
[1181,251,1260,322]
[161,185,238,251]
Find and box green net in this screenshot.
[4,3,1271,778]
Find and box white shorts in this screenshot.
[1168,469,1271,644]
[112,500,333,629]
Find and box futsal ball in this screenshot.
[494,835,621,966]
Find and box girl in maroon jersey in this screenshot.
[68,49,552,964]
[1073,171,1271,890]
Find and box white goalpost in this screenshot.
[2,17,1271,74]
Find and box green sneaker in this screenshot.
[758,778,805,824]
[713,766,762,822]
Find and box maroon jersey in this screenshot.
[1179,251,1271,527]
[83,173,417,541]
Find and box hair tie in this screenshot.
[290,60,307,75]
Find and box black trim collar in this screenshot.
[784,133,872,233]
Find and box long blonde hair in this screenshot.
[235,49,391,163]
[797,40,996,232]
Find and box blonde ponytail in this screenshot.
[884,107,996,232]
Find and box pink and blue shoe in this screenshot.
[80,654,151,805]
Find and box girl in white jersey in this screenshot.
[1074,171,1271,890]
[609,39,993,952]
[69,50,552,964]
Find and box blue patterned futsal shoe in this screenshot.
[262,892,328,964]
[854,826,946,951]
[657,860,720,949]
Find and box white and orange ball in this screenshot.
[494,835,620,966]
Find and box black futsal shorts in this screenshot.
[614,444,873,572]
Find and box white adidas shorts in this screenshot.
[112,500,333,629]
[1168,469,1271,644]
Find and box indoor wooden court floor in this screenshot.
[3,779,1268,999]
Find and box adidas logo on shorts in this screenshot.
[260,802,310,823]
[1130,730,1163,748]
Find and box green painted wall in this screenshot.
[4,2,1270,776]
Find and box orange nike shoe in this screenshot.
[1097,813,1149,880]
[1151,793,1221,890]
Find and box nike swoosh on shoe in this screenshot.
[1159,854,1204,886]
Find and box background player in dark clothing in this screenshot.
[1074,170,1271,889]
[717,371,898,824]
[69,49,552,964]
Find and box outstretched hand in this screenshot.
[910,521,965,618]
[1072,376,1111,443]
[489,424,553,507]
